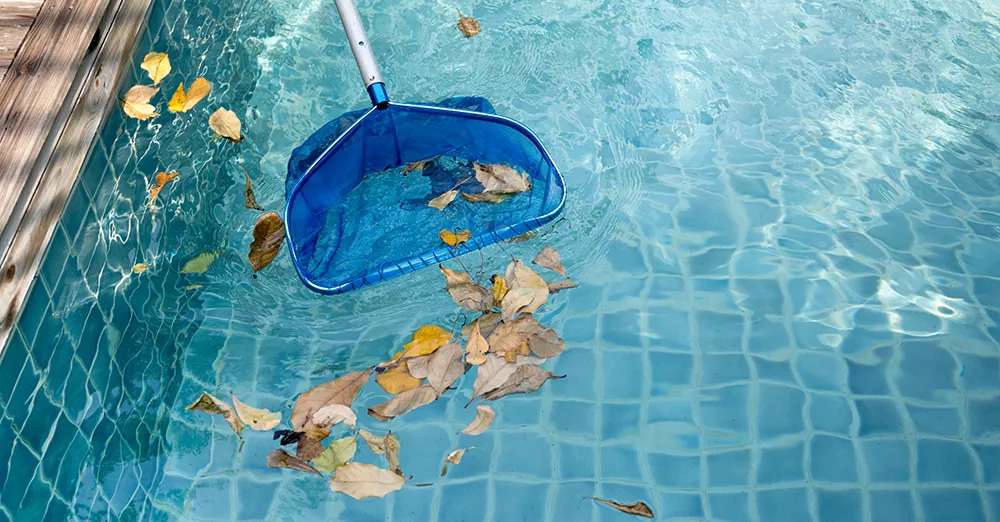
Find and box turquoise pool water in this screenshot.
[5,0,1000,519]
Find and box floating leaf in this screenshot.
[496,314,564,359]
[297,426,330,460]
[427,343,465,395]
[180,252,217,274]
[460,191,515,204]
[267,449,320,475]
[527,325,564,358]
[402,325,452,358]
[375,362,424,394]
[140,52,171,85]
[456,9,481,37]
[131,263,149,274]
[488,321,530,363]
[467,354,517,406]
[465,321,489,365]
[168,77,211,113]
[461,405,494,435]
[461,313,502,339]
[491,275,508,302]
[441,448,469,476]
[473,163,530,193]
[358,429,386,454]
[122,85,159,120]
[501,259,549,322]
[329,462,406,499]
[209,107,243,142]
[148,171,178,208]
[313,437,357,473]
[507,231,536,243]
[440,229,471,246]
[532,245,566,277]
[184,284,202,290]
[406,354,432,379]
[243,168,264,211]
[440,266,493,312]
[291,370,370,432]
[185,392,244,438]
[429,190,459,210]
[384,433,402,476]
[312,404,357,430]
[369,385,437,421]
[482,364,565,401]
[547,279,579,293]
[231,394,281,430]
[589,498,655,518]
[249,211,285,272]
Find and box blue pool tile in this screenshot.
[607,278,645,303]
[601,402,641,440]
[699,384,748,438]
[810,434,857,483]
[0,330,29,408]
[757,383,804,440]
[391,485,433,522]
[0,417,14,491]
[38,225,71,291]
[8,363,39,428]
[44,334,76,400]
[756,488,811,522]
[18,466,52,520]
[496,431,552,479]
[601,350,645,399]
[553,482,596,521]
[709,492,750,522]
[494,479,550,520]
[758,439,806,484]
[863,439,910,483]
[733,278,784,316]
[700,353,750,386]
[917,438,976,483]
[560,315,597,345]
[185,477,232,521]
[558,441,595,480]
[795,351,847,392]
[600,444,644,482]
[61,358,90,422]
[809,393,853,435]
[17,282,50,348]
[752,356,796,386]
[61,183,91,239]
[648,453,700,489]
[706,449,750,487]
[550,399,597,437]
[649,352,693,395]
[920,488,985,522]
[747,317,790,355]
[647,398,694,424]
[847,348,892,395]
[956,353,1000,392]
[552,348,596,401]
[498,396,542,427]
[817,489,862,522]
[657,491,704,519]
[896,342,958,404]
[856,398,904,436]
[974,444,1000,484]
[646,306,692,351]
[39,412,76,482]
[870,490,915,522]
[54,433,87,500]
[600,309,643,348]
[648,275,684,300]
[695,311,744,353]
[2,440,38,508]
[906,404,961,437]
[42,497,70,522]
[966,397,1000,438]
[439,479,488,522]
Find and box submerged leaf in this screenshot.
[313,436,357,473]
[122,84,159,120]
[209,107,243,142]
[376,362,424,394]
[140,52,171,85]
[180,252,217,274]
[185,392,244,438]
[403,159,431,174]
[460,405,495,435]
[358,429,386,454]
[547,279,579,293]
[231,394,281,431]
[368,385,437,421]
[148,171,178,208]
[384,433,402,476]
[441,266,493,312]
[429,190,459,210]
[456,9,481,37]
[465,321,489,365]
[131,263,149,274]
[243,168,264,211]
[440,229,471,246]
[502,259,549,321]
[427,343,465,395]
[291,370,370,432]
[468,354,517,406]
[459,191,515,204]
[266,449,320,475]
[329,462,405,499]
[473,163,530,193]
[461,313,502,339]
[482,364,565,401]
[532,245,567,277]
[168,77,211,113]
[249,211,285,272]
[589,498,655,518]
[312,404,357,430]
[184,284,203,290]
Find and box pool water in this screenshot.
[5,0,1000,519]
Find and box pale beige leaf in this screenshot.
[384,433,402,476]
[312,404,357,430]
[445,448,468,464]
[532,245,567,277]
[547,279,579,293]
[185,392,243,438]
[441,266,493,312]
[460,191,515,204]
[329,462,405,499]
[131,263,149,274]
[231,394,281,431]
[461,313,502,339]
[122,85,159,120]
[428,190,459,210]
[473,163,530,193]
[589,498,655,518]
[427,343,465,395]
[482,364,565,401]
[368,385,437,421]
[313,437,357,473]
[461,405,495,435]
[358,429,386,454]
[465,321,489,365]
[267,449,320,475]
[209,107,243,142]
[291,370,370,431]
[500,288,534,324]
[439,265,470,286]
[467,354,517,406]
[406,354,432,379]
[502,259,549,321]
[488,321,530,363]
[140,52,171,85]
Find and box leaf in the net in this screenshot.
[467,354,517,406]
[482,364,565,401]
[140,52,171,85]
[402,159,431,174]
[186,392,244,438]
[368,385,437,421]
[329,462,406,499]
[249,211,285,272]
[313,436,357,473]
[547,279,579,293]
[460,405,494,435]
[473,163,530,193]
[231,394,281,431]
[209,107,243,143]
[464,321,489,365]
[291,370,370,432]
[532,245,567,277]
[456,9,481,37]
[427,343,465,395]
[243,168,264,211]
[312,404,357,430]
[375,362,424,394]
[148,171,178,208]
[588,498,655,518]
[122,85,159,120]
[428,190,459,210]
[440,229,471,246]
[358,429,386,454]
[266,449,320,475]
[459,191,515,204]
[384,433,402,476]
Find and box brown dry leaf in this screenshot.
[467,354,517,406]
[266,449,321,475]
[148,171,178,208]
[329,462,405,499]
[482,364,565,401]
[491,275,508,302]
[460,192,515,204]
[446,448,467,465]
[291,370,370,432]
[507,231,536,243]
[427,343,465,395]
[140,52,171,85]
[249,211,285,272]
[532,245,567,277]
[460,405,495,435]
[456,9,481,37]
[406,354,432,379]
[461,313,503,339]
[502,314,564,359]
[440,266,493,312]
[473,163,530,193]
[358,429,386,454]
[368,385,437,421]
[501,259,549,321]
[384,433,402,476]
[209,107,243,142]
[180,252,217,274]
[465,321,489,365]
[168,77,211,113]
[429,190,459,210]
[313,436,356,473]
[312,404,357,430]
[376,362,424,394]
[131,263,149,274]
[440,229,471,246]
[547,279,579,293]
[297,426,330,460]
[185,392,244,438]
[243,168,264,211]
[589,498,655,518]
[488,321,530,363]
[403,159,431,174]
[231,394,281,431]
[122,85,159,120]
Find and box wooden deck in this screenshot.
[0,0,42,82]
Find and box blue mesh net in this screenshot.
[284,97,565,294]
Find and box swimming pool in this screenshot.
[4,0,1000,519]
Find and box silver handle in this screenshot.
[334,0,384,89]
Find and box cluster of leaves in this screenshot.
[425,160,532,215]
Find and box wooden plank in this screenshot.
[0,1,44,81]
[0,0,150,348]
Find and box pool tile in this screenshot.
[549,399,596,437]
[699,384,749,440]
[700,353,750,386]
[695,311,744,353]
[18,466,52,520]
[917,438,976,483]
[856,398,904,436]
[18,282,50,347]
[600,443,644,482]
[817,488,862,522]
[657,491,704,519]
[600,309,643,348]
[39,412,76,482]
[810,434,857,483]
[906,404,961,437]
[4,440,39,508]
[847,347,892,395]
[39,226,72,292]
[795,351,847,392]
[648,453,700,489]
[552,348,596,401]
[757,383,805,440]
[706,449,750,487]
[809,392,852,436]
[493,479,551,520]
[601,402,641,440]
[553,482,596,521]
[967,397,1000,437]
[185,477,232,521]
[757,439,806,484]
[42,497,70,522]
[756,487,810,522]
[709,492,750,522]
[747,317,791,355]
[496,431,552,479]
[863,439,910,483]
[601,350,645,400]
[920,488,985,522]
[0,331,29,408]
[896,342,958,404]
[649,352,693,395]
[391,485,434,522]
[752,356,796,386]
[870,490,915,522]
[646,306,692,351]
[438,479,488,522]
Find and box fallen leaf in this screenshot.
[273,430,304,445]
[547,279,579,293]
[402,325,452,358]
[122,85,159,120]
[148,171,178,208]
[465,321,489,365]
[527,325,564,358]
[131,263,149,274]
[369,385,437,421]
[375,362,424,394]
[140,52,171,85]
[312,404,357,430]
[429,190,459,210]
[440,229,471,246]
[467,354,517,406]
[482,364,565,401]
[384,433,402,476]
[488,321,530,362]
[501,259,549,321]
[499,314,564,359]
[445,448,467,464]
[184,284,202,290]
[473,163,530,193]
[491,275,508,302]
[313,436,357,473]
[403,159,431,174]
[459,192,515,204]
[507,231,536,243]
[231,394,281,431]
[243,168,264,211]
[249,211,285,272]
[460,405,494,435]
[461,313,502,339]
[266,449,320,475]
[427,343,465,395]
[168,77,211,113]
[185,392,244,438]
[406,354,432,379]
[456,9,481,37]
[589,498,655,518]
[209,107,244,143]
[180,252,217,274]
[440,266,493,312]
[329,462,405,499]
[291,370,370,432]
[297,426,330,460]
[358,429,386,454]
[533,245,567,277]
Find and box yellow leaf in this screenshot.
[231,393,282,430]
[184,284,202,290]
[456,9,481,37]
[131,263,149,274]
[491,274,508,302]
[122,85,159,120]
[169,77,212,113]
[148,171,178,208]
[168,83,185,113]
[439,229,471,246]
[375,362,424,394]
[140,52,171,85]
[209,107,243,142]
[180,252,217,274]
[249,212,285,272]
[402,325,452,358]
